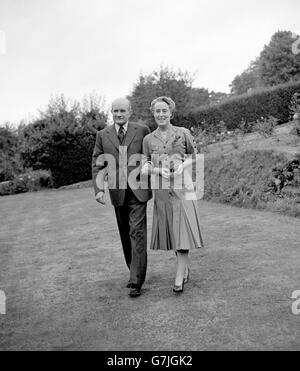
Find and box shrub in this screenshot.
[291,120,300,137]
[0,170,52,196]
[21,126,97,188]
[14,170,53,193]
[289,92,300,116]
[19,94,107,188]
[204,149,300,218]
[253,116,278,138]
[173,80,300,132]
[289,93,300,136]
[0,181,14,196]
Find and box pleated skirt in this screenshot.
[150,189,204,251]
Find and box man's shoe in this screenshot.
[129,285,142,298]
[126,282,133,288]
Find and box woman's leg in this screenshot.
[175,251,189,286]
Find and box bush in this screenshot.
[20,95,107,188]
[45,129,96,188]
[21,126,97,188]
[204,150,300,218]
[173,80,300,132]
[291,120,300,136]
[253,116,278,138]
[0,124,23,181]
[0,170,53,196]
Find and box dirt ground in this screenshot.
[0,187,300,351]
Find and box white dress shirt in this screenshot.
[115,122,129,135]
[96,122,129,198]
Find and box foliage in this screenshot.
[0,123,23,181]
[20,94,108,188]
[230,59,260,95]
[230,31,300,96]
[0,170,52,196]
[289,92,300,136]
[173,80,300,132]
[289,92,300,116]
[258,31,300,87]
[128,66,228,127]
[204,150,300,218]
[253,116,278,138]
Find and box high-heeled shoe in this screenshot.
[173,280,185,293]
[183,267,190,285]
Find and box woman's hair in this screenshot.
[150,96,176,117]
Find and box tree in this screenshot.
[209,91,229,105]
[128,66,228,126]
[0,123,21,181]
[187,88,210,110]
[129,66,194,123]
[258,30,300,87]
[230,60,260,95]
[20,94,108,187]
[81,93,108,132]
[230,30,300,95]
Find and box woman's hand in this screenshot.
[152,167,171,179]
[141,161,154,175]
[161,168,171,179]
[173,163,183,176]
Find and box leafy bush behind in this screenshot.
[21,127,97,188]
[20,95,107,188]
[173,80,300,132]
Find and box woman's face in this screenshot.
[153,101,172,127]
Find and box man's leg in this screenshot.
[114,204,132,269]
[127,189,148,287]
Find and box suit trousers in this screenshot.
[114,187,148,286]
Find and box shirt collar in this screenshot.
[115,122,129,134]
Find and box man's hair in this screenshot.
[111,98,132,113]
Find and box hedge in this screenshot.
[173,80,300,131]
[22,128,97,188]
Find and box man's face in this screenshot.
[111,100,131,126]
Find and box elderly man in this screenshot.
[92,98,152,297]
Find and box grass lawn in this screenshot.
[0,187,300,351]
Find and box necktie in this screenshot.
[118,126,125,144]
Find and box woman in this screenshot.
[142,96,204,293]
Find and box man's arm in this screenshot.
[92,131,107,199]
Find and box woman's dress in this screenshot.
[143,124,204,251]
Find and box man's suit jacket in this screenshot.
[92,122,152,207]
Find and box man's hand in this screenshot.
[95,191,105,205]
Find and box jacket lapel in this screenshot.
[123,123,137,149]
[107,125,120,151]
